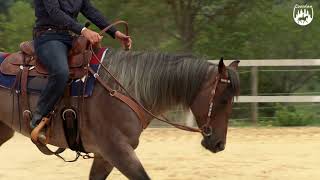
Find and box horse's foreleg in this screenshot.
[0,122,14,146]
[89,154,114,180]
[100,143,150,180]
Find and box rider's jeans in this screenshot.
[34,31,73,117]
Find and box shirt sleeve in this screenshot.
[42,0,85,34]
[80,0,118,39]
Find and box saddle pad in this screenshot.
[0,48,108,97]
[0,52,16,89]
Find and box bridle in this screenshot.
[89,20,232,136]
[201,74,231,137]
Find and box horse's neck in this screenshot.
[104,49,210,116]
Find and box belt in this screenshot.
[33,26,77,39]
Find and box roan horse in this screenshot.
[0,49,240,179]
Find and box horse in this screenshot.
[0,49,240,179]
[298,15,309,23]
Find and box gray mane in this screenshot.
[99,48,211,113]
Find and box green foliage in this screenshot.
[0,1,34,52]
[274,105,313,126]
[0,0,15,13]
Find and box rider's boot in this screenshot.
[30,111,43,129]
[30,110,49,144]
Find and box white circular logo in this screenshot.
[293,4,313,26]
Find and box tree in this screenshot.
[0,0,15,13]
[0,1,34,52]
[165,0,253,52]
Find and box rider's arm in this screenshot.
[80,0,117,39]
[42,0,85,34]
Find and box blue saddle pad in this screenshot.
[0,48,108,97]
[0,53,16,90]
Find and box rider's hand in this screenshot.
[81,28,103,44]
[115,31,132,50]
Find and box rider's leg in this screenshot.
[30,40,69,129]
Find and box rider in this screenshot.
[30,0,132,129]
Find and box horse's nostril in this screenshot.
[216,141,225,151]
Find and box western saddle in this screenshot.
[0,35,92,79]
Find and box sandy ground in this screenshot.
[0,127,319,180]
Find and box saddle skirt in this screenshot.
[0,48,108,97]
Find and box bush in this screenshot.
[274,105,313,126]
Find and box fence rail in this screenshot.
[235,96,320,103]
[209,59,320,103]
[205,59,320,123]
[209,59,320,66]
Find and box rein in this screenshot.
[87,60,201,133]
[90,21,230,135]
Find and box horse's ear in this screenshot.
[218,57,226,74]
[229,60,240,70]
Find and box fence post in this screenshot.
[251,66,258,124]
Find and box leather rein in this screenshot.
[89,21,231,136]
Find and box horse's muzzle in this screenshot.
[201,137,226,153]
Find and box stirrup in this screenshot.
[31,117,50,145]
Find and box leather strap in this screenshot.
[113,91,149,129]
[63,85,77,150]
[99,20,129,36]
[21,67,31,121]
[88,67,148,129]
[97,21,130,50]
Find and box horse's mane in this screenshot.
[99,48,239,113]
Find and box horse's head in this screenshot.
[190,58,240,153]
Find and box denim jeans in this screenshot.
[34,31,73,117]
